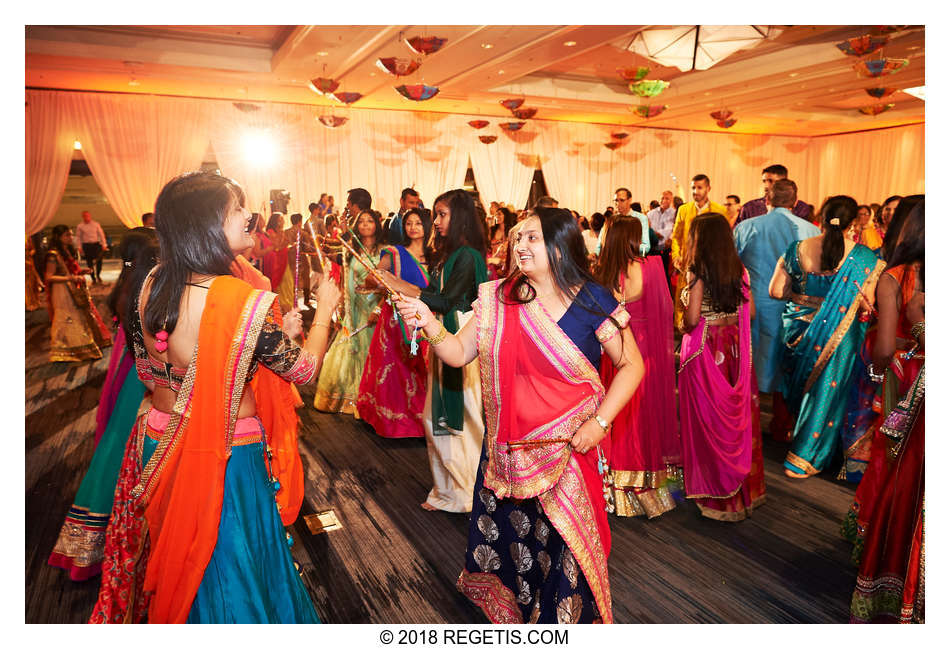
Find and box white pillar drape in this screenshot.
[26,90,75,234]
[65,93,211,228]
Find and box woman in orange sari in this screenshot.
[89,171,341,624]
[396,208,643,623]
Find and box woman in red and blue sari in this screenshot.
[357,208,432,438]
[770,196,885,479]
[396,208,643,623]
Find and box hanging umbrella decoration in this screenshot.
[499,121,526,131]
[511,107,538,120]
[836,34,889,57]
[604,141,623,150]
[858,104,895,116]
[330,91,363,104]
[318,115,348,128]
[710,109,733,121]
[617,66,649,82]
[467,119,490,129]
[395,83,440,101]
[629,79,670,98]
[309,77,340,96]
[405,35,448,56]
[232,102,261,113]
[479,135,497,144]
[499,98,525,111]
[865,87,898,99]
[854,58,909,77]
[610,132,629,140]
[631,104,668,119]
[376,57,421,77]
[716,118,738,128]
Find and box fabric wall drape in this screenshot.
[25,89,924,233]
[26,90,75,235]
[63,93,211,228]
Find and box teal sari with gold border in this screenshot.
[779,241,885,476]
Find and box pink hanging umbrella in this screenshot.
[395,84,440,101]
[467,120,490,129]
[330,91,363,104]
[499,98,525,111]
[479,135,498,144]
[318,115,348,128]
[499,121,526,131]
[511,107,538,120]
[710,109,733,120]
[405,36,448,56]
[376,57,422,77]
[716,118,738,128]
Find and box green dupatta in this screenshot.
[431,246,487,435]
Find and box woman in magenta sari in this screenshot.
[259,213,287,292]
[357,208,432,438]
[396,208,643,623]
[594,216,680,519]
[678,213,766,521]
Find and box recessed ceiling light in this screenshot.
[128,79,140,87]
[788,72,799,77]
[317,51,329,57]
[563,41,577,47]
[498,70,505,75]
[73,140,82,150]
[908,45,920,50]
[481,43,493,49]
[704,91,711,96]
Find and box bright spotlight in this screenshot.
[241,129,277,167]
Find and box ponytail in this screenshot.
[819,196,858,271]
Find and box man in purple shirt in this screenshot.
[734,164,812,227]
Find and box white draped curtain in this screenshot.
[26,90,75,234]
[24,89,925,233]
[65,93,211,228]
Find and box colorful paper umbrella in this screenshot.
[232,102,261,112]
[617,66,650,82]
[876,26,910,34]
[405,36,448,56]
[499,98,525,111]
[865,87,898,99]
[499,121,526,131]
[467,120,490,129]
[859,104,895,115]
[710,109,734,121]
[854,58,909,78]
[604,141,623,150]
[376,57,421,77]
[394,84,440,101]
[630,104,668,118]
[610,132,629,140]
[309,77,339,95]
[716,118,738,128]
[511,107,538,120]
[330,91,363,104]
[479,135,497,144]
[836,35,889,57]
[318,115,348,128]
[629,80,670,98]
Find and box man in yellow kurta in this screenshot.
[671,174,725,329]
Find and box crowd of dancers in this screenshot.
[29,163,924,624]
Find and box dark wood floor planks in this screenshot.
[25,287,860,624]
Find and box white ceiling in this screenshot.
[26,25,925,137]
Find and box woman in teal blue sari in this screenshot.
[769,196,885,478]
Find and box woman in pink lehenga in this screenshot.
[594,217,681,518]
[678,213,765,521]
[357,208,431,438]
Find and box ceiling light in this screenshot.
[498,70,505,75]
[316,51,329,57]
[73,140,82,150]
[788,72,799,77]
[563,41,577,47]
[903,85,925,100]
[481,43,493,49]
[128,79,140,86]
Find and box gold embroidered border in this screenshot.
[695,494,766,522]
[456,569,524,624]
[224,290,272,454]
[677,319,709,373]
[595,305,630,343]
[538,457,613,624]
[785,452,820,475]
[803,258,885,394]
[476,281,505,493]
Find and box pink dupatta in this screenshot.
[475,279,624,623]
[678,277,753,499]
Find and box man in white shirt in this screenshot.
[597,188,650,256]
[76,211,108,284]
[646,190,676,251]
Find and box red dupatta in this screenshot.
[475,279,621,623]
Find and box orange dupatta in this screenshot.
[132,276,304,623]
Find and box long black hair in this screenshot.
[107,227,159,322]
[686,213,748,313]
[818,195,858,272]
[499,208,619,329]
[429,189,487,273]
[594,216,643,294]
[401,207,433,267]
[881,194,924,263]
[874,194,902,227]
[887,199,925,290]
[49,224,78,262]
[144,171,245,337]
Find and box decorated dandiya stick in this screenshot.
[852,280,879,316]
[293,228,301,297]
[504,438,574,451]
[337,236,400,298]
[304,219,330,272]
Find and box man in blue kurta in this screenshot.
[734,179,820,400]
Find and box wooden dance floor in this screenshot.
[25,283,860,624]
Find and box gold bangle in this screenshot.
[910,320,924,341]
[312,321,331,329]
[425,323,449,346]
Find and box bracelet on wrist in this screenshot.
[424,322,448,346]
[868,365,885,384]
[312,321,331,329]
[592,414,610,432]
[909,320,924,342]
